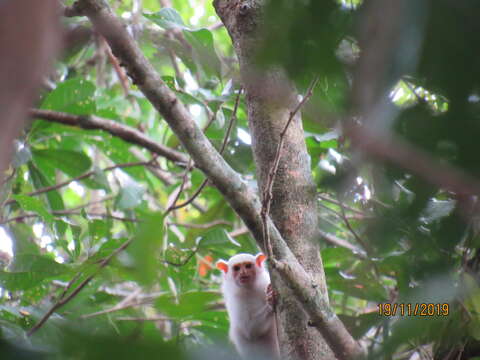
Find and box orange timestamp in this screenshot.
[378,303,449,316]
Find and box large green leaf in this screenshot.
[12,195,53,223]
[32,149,92,178]
[183,29,222,80]
[144,8,186,30]
[155,291,219,318]
[1,254,70,291]
[39,78,96,115]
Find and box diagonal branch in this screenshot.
[30,109,188,164]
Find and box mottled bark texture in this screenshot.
[213,1,333,359]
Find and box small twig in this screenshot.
[261,78,319,258]
[115,316,172,322]
[229,226,249,238]
[81,292,164,319]
[165,159,194,214]
[103,36,130,96]
[4,160,153,206]
[27,239,132,336]
[317,193,369,217]
[168,87,243,211]
[336,196,371,253]
[163,248,198,267]
[318,230,365,257]
[168,219,232,229]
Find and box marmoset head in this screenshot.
[216,253,266,288]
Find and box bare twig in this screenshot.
[318,230,365,257]
[336,196,371,254]
[27,239,132,336]
[168,87,243,211]
[4,160,153,206]
[261,78,319,258]
[163,248,197,267]
[165,158,194,214]
[168,219,232,229]
[317,193,369,217]
[115,316,172,321]
[103,36,130,96]
[81,291,165,319]
[30,109,188,164]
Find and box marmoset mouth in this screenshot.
[239,276,251,283]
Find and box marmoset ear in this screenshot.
[216,260,229,273]
[255,253,266,267]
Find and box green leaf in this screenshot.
[88,220,111,244]
[12,195,53,223]
[128,214,165,286]
[155,291,219,318]
[82,166,110,191]
[32,149,92,178]
[144,8,186,30]
[39,78,96,115]
[116,183,145,210]
[183,29,222,80]
[2,254,70,291]
[27,163,64,211]
[197,228,240,249]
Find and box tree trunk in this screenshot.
[214,1,334,359]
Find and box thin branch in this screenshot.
[336,196,372,254]
[27,239,132,336]
[4,160,153,206]
[168,219,232,229]
[165,158,194,214]
[261,78,319,258]
[169,87,243,211]
[81,292,165,319]
[103,36,130,96]
[29,109,188,164]
[318,230,365,257]
[115,316,172,321]
[163,248,197,267]
[229,226,249,238]
[317,193,369,217]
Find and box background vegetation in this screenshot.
[1,0,480,359]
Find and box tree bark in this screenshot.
[213,1,333,359]
[0,0,59,176]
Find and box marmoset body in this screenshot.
[216,253,279,359]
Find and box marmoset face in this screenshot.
[232,261,257,287]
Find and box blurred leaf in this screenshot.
[127,214,165,286]
[183,29,222,80]
[116,183,145,210]
[155,291,219,318]
[144,8,186,30]
[32,149,92,178]
[12,195,53,223]
[39,78,96,115]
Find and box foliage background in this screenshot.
[1,0,480,359]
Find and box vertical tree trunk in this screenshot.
[214,1,333,359]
